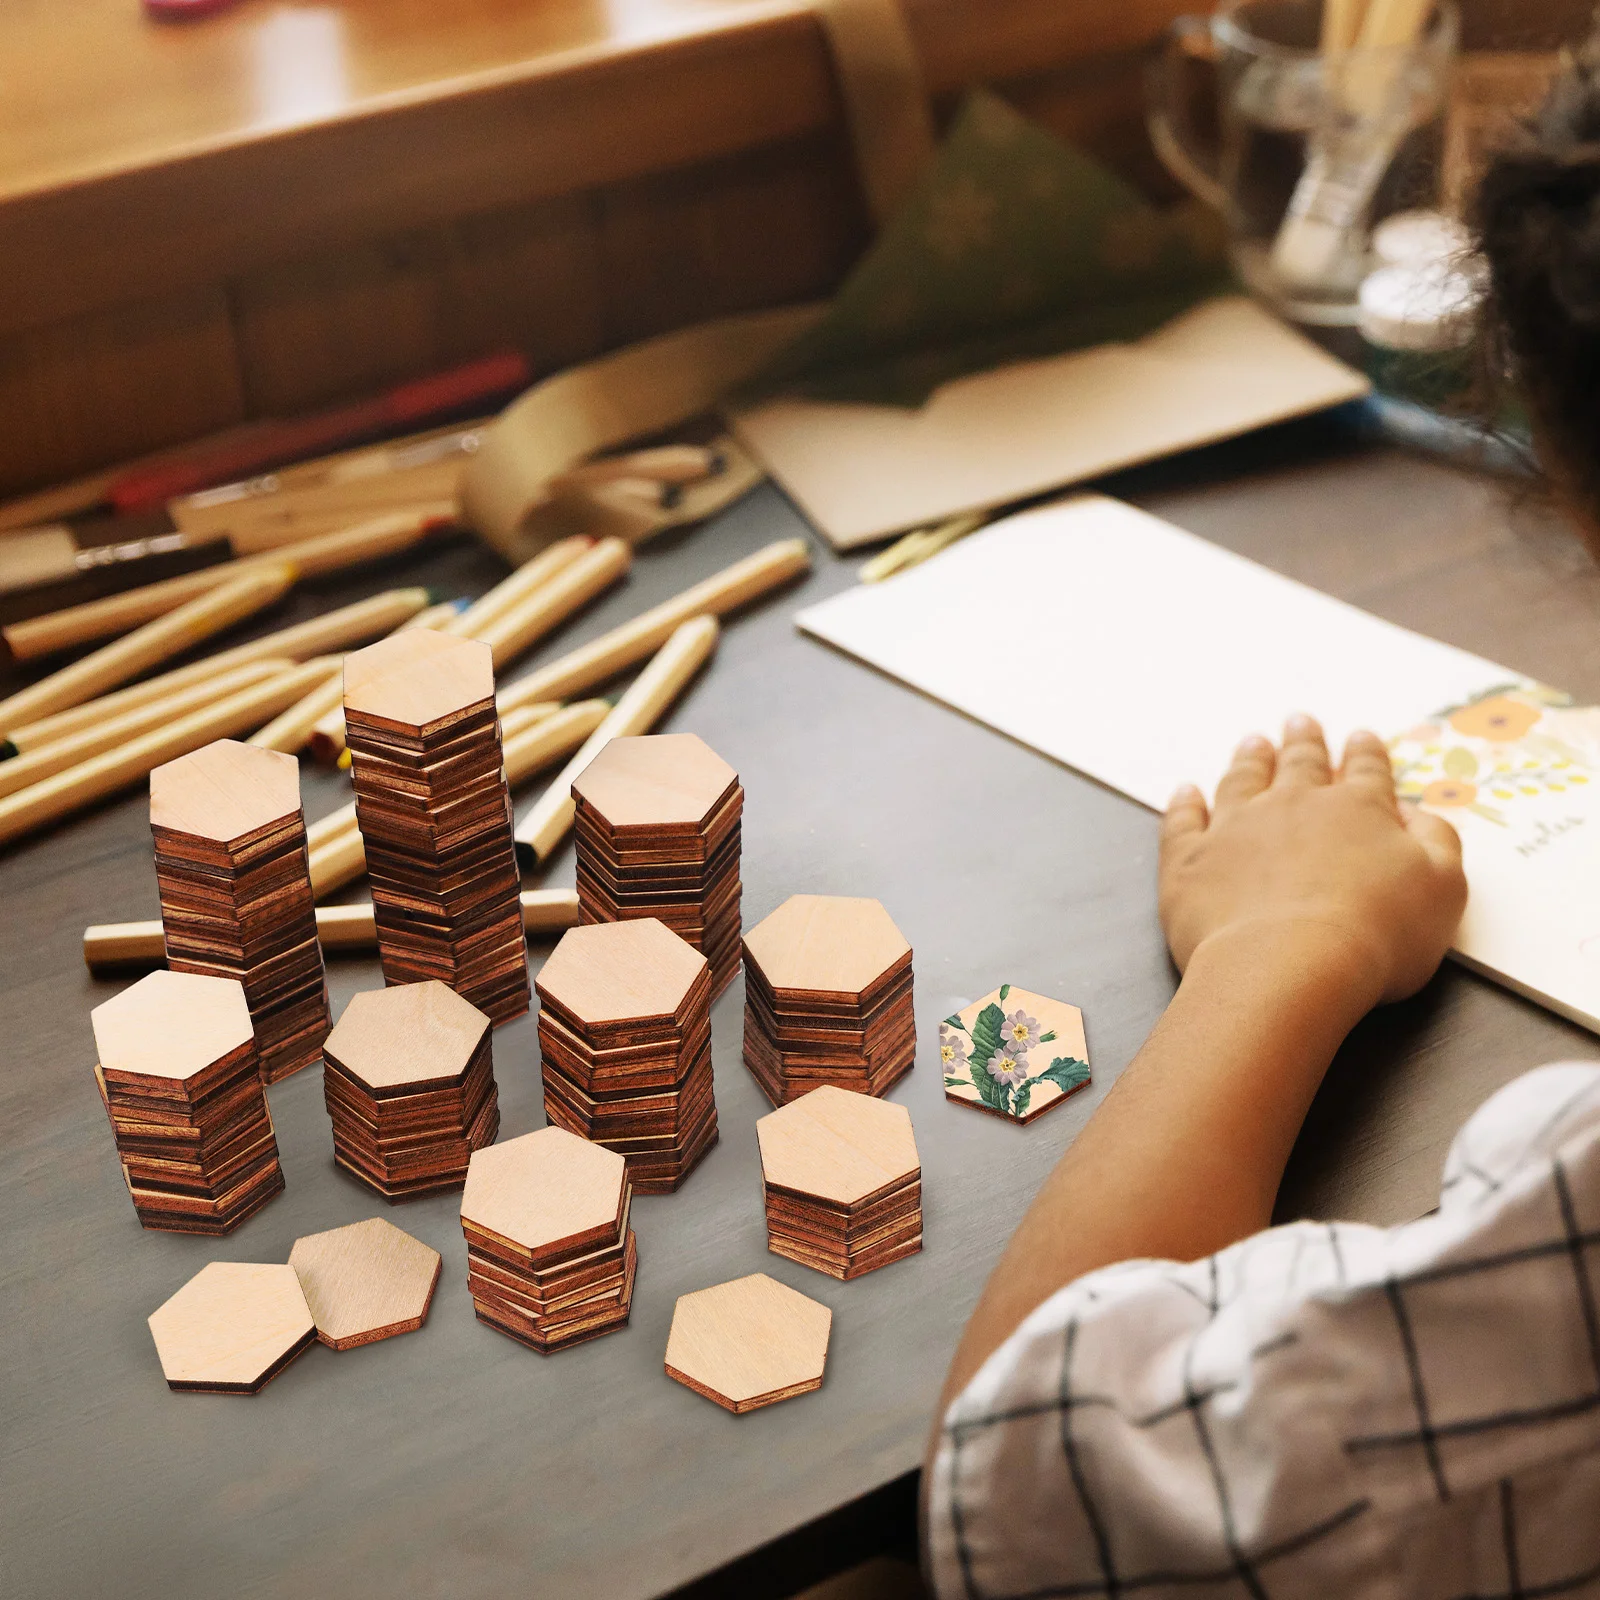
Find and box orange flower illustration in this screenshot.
[1421,779,1477,808]
[1448,696,1541,742]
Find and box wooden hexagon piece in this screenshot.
[571,733,737,831]
[664,1273,831,1413]
[743,895,910,1004]
[92,969,255,1089]
[147,1262,316,1394]
[342,629,494,733]
[323,980,491,1093]
[941,984,1090,1125]
[289,1217,442,1350]
[461,1126,627,1267]
[758,1085,919,1209]
[150,738,302,844]
[536,918,709,1031]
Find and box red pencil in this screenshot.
[108,352,530,513]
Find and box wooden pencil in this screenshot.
[553,445,723,490]
[1356,0,1431,49]
[495,702,560,742]
[0,563,297,736]
[497,538,807,717]
[1322,0,1369,52]
[0,660,333,848]
[469,536,632,669]
[2,507,451,663]
[83,888,582,970]
[247,598,464,753]
[309,828,368,899]
[443,535,594,640]
[2,586,433,754]
[0,662,293,799]
[514,616,719,866]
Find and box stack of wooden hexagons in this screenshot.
[343,630,530,1024]
[150,739,329,1084]
[741,894,916,1105]
[572,733,744,998]
[536,918,718,1193]
[92,970,285,1234]
[757,1086,922,1278]
[460,1127,637,1353]
[321,980,499,1200]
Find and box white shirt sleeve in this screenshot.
[926,1063,1600,1600]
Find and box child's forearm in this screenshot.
[931,919,1378,1418]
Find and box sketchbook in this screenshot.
[798,495,1600,1035]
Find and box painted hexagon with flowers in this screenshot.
[941,985,1089,1125]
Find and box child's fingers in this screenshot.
[1161,783,1209,856]
[1213,734,1275,813]
[1340,731,1398,806]
[1273,713,1331,787]
[1404,803,1466,877]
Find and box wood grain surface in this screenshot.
[288,1217,443,1352]
[665,1272,833,1413]
[8,434,1600,1595]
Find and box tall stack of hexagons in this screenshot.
[321,981,499,1199]
[460,1127,637,1352]
[757,1086,922,1278]
[150,738,330,1084]
[92,970,285,1234]
[343,630,530,1024]
[741,894,916,1106]
[536,918,718,1192]
[572,733,744,998]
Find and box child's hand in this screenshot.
[1160,715,1468,1007]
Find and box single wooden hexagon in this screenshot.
[941,985,1090,1125]
[147,1261,316,1394]
[743,896,910,1003]
[461,1126,627,1264]
[571,733,737,831]
[343,629,494,731]
[92,970,254,1086]
[150,739,303,844]
[289,1217,442,1350]
[664,1273,832,1413]
[758,1085,919,1208]
[536,918,708,1028]
[323,981,490,1093]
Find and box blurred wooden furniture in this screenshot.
[2,0,1590,500]
[0,0,1197,498]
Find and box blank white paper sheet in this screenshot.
[798,495,1600,1033]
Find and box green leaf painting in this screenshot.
[1443,747,1478,781]
[965,1002,1010,1110]
[999,984,1011,1002]
[1034,1057,1091,1096]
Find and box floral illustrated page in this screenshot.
[1391,684,1600,1028]
[799,495,1600,1034]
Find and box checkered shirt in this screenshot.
[928,1064,1600,1599]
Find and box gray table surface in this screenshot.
[5,431,1600,1600]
